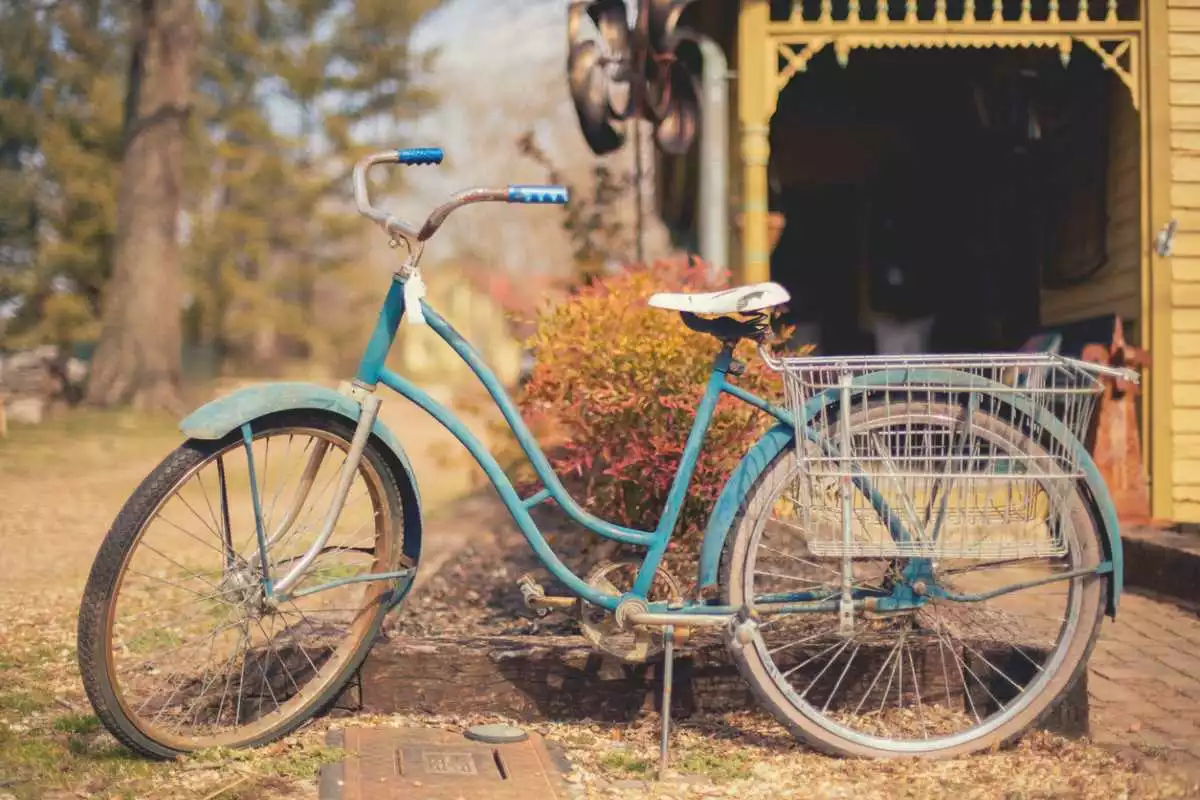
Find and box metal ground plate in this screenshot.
[318,726,571,800]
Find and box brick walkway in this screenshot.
[1089,592,1200,770]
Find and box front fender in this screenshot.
[179,381,422,566]
[697,424,1125,618]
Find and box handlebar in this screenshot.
[397,147,444,166]
[353,148,568,250]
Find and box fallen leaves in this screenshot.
[0,411,1198,799]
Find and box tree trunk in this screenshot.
[85,0,194,411]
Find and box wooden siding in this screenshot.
[1171,0,1200,520]
[1040,84,1142,326]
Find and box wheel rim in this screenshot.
[740,409,1094,754]
[102,425,395,750]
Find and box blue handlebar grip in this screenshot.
[397,147,444,166]
[507,185,569,204]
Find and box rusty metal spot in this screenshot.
[319,726,570,800]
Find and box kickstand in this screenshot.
[658,625,675,781]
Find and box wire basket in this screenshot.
[762,352,1130,561]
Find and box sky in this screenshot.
[365,0,664,276]
[2,0,660,325]
[252,0,599,275]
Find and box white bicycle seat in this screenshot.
[648,282,790,315]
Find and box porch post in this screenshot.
[738,0,773,285]
[1145,0,1174,521]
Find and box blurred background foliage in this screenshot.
[0,0,439,375]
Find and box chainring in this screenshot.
[578,558,682,663]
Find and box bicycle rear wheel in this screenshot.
[720,400,1105,758]
[77,410,412,758]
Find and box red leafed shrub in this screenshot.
[517,257,791,573]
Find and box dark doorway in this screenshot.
[767,45,1118,356]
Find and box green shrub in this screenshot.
[517,257,795,579]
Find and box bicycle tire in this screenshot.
[719,400,1106,759]
[77,410,411,759]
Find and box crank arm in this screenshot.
[526,594,577,612]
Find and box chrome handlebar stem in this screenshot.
[353,152,422,243]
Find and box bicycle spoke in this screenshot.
[116,583,246,624]
[150,511,227,561]
[934,624,1007,712]
[798,636,856,701]
[118,615,248,679]
[180,617,245,730]
[125,568,219,599]
[210,625,250,729]
[851,632,904,717]
[261,438,333,559]
[171,492,225,547]
[769,627,835,656]
[135,541,223,594]
[272,604,324,677]
[878,629,906,715]
[216,455,236,567]
[193,470,225,544]
[251,616,302,699]
[821,641,861,714]
[906,646,928,739]
[139,603,239,722]
[782,638,849,681]
[234,619,250,727]
[264,435,304,533]
[269,486,370,568]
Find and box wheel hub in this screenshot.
[220,560,272,615]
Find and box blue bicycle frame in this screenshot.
[358,275,793,611]
[210,270,1124,617]
[181,146,1117,619]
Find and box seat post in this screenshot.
[712,342,736,375]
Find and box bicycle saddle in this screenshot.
[649,282,791,343]
[647,282,790,315]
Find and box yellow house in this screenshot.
[645,0,1196,524]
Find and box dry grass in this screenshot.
[0,407,343,799]
[295,709,1200,800]
[0,404,1198,799]
[0,392,501,799]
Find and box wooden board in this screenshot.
[319,727,570,800]
[337,633,1089,739]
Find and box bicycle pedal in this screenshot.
[516,574,574,615]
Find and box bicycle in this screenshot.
[77,147,1137,768]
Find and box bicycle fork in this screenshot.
[243,388,384,600]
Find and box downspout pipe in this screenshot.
[677,29,730,279]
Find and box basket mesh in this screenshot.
[770,353,1105,560]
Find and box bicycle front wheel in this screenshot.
[77,410,412,758]
[720,401,1106,758]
